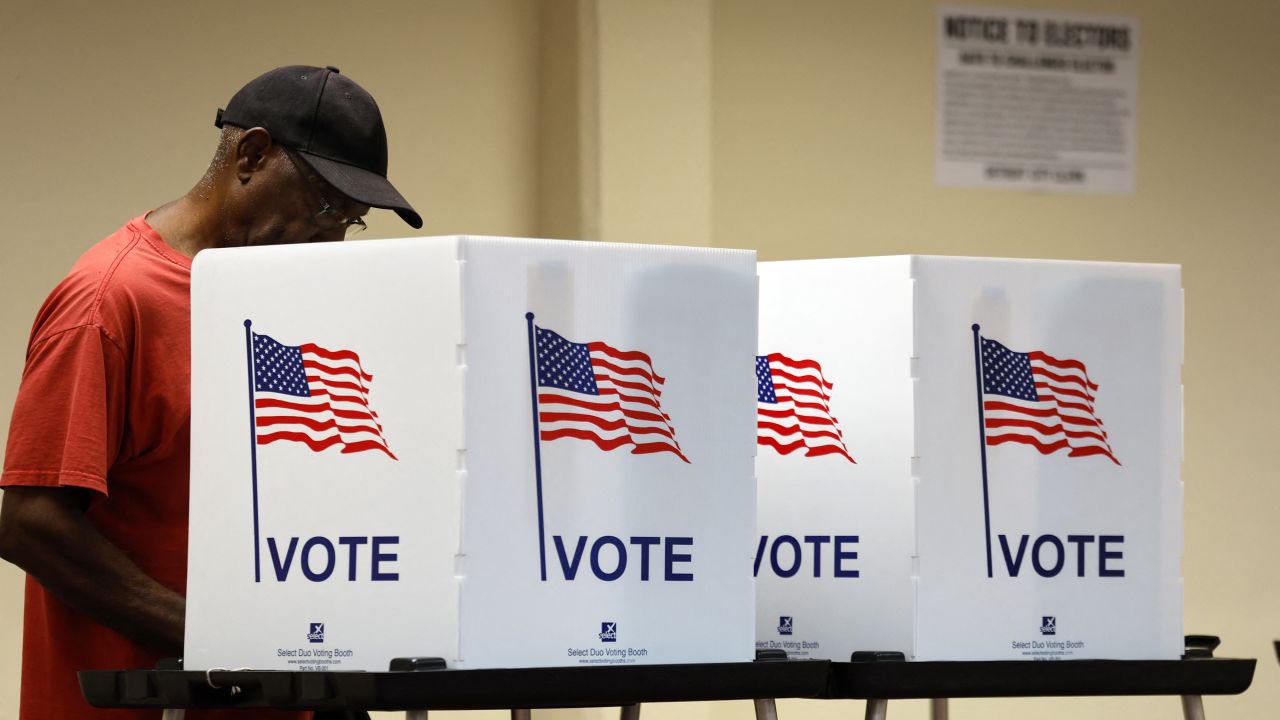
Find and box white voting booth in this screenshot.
[185,236,758,671]
[755,256,1183,661]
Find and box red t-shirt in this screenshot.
[2,217,303,719]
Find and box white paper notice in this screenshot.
[935,6,1138,194]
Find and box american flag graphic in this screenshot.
[979,334,1119,465]
[756,353,855,463]
[534,325,689,463]
[251,331,396,459]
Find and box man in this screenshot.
[0,65,421,719]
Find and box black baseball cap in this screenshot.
[216,65,422,229]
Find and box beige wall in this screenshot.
[1,1,1276,718]
[710,3,1280,720]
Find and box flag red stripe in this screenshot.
[1033,366,1098,392]
[760,406,848,438]
[550,397,670,425]
[983,401,1105,430]
[1067,445,1121,465]
[537,393,670,426]
[758,436,808,455]
[258,427,396,460]
[1052,396,1097,415]
[338,440,397,459]
[786,411,840,428]
[597,373,664,398]
[306,375,369,395]
[771,388,832,410]
[257,391,387,435]
[984,400,1057,417]
[260,429,395,460]
[987,433,1070,454]
[630,442,690,462]
[591,357,663,391]
[767,353,834,384]
[587,342,666,383]
[309,388,380,416]
[536,391,614,411]
[1034,382,1093,404]
[255,397,379,424]
[255,414,386,437]
[540,428,687,462]
[1037,380,1096,406]
[760,412,837,428]
[258,431,342,452]
[758,419,841,437]
[804,444,856,462]
[300,343,372,372]
[990,430,1118,465]
[541,427,631,450]
[768,368,834,393]
[305,360,374,383]
[988,392,1100,415]
[1039,393,1097,417]
[757,421,843,442]
[596,386,671,417]
[772,385,831,404]
[773,394,833,413]
[985,417,1108,443]
[540,411,677,440]
[1051,413,1105,432]
[756,435,853,463]
[1028,351,1093,379]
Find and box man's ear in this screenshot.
[234,127,274,183]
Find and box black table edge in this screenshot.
[79,657,1257,711]
[825,657,1256,700]
[80,659,831,711]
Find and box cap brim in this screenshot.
[296,151,423,230]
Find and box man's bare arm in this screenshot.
[0,486,185,654]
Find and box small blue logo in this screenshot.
[308,622,325,643]
[778,616,793,636]
[1040,616,1056,636]
[599,622,617,643]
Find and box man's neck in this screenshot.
[146,193,223,259]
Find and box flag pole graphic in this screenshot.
[972,323,994,579]
[525,312,549,582]
[244,319,263,583]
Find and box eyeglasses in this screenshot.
[283,150,367,236]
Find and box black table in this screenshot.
[821,655,1255,720]
[80,658,829,713]
[80,654,1255,720]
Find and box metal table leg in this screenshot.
[754,698,778,720]
[406,711,427,720]
[512,709,532,720]
[161,710,185,720]
[1182,695,1206,720]
[864,699,888,720]
[620,703,641,720]
[929,698,949,720]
